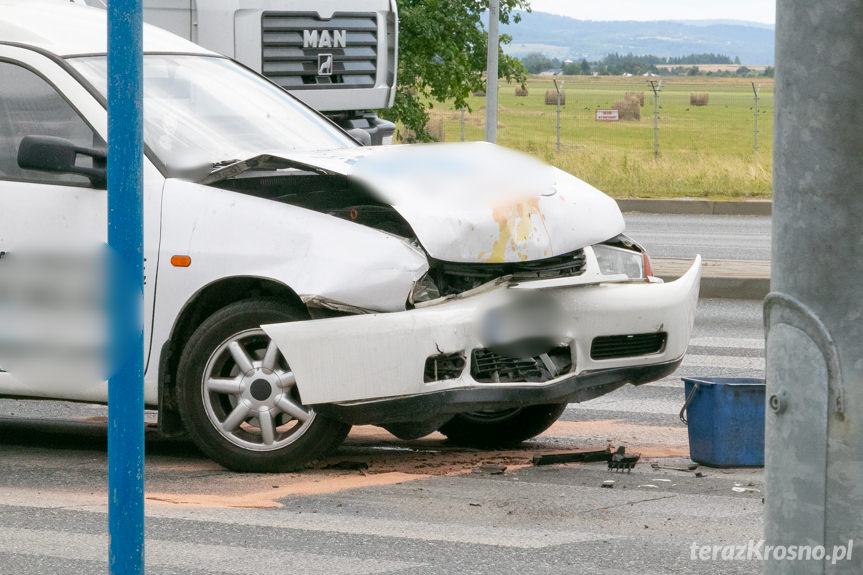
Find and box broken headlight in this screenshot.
[592,244,645,279]
[409,272,441,305]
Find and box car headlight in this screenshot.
[593,244,647,279]
[408,272,441,305]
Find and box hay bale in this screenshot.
[427,118,445,141]
[625,91,644,106]
[545,90,566,105]
[612,96,641,121]
[515,86,529,97]
[691,92,709,106]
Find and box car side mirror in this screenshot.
[17,135,107,188]
[346,128,372,146]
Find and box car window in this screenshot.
[0,61,99,186]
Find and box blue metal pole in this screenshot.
[107,1,145,573]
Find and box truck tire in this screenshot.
[176,298,350,472]
[438,402,568,448]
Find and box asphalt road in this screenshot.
[0,298,766,574]
[624,214,771,261]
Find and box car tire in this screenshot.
[176,298,350,472]
[438,402,568,448]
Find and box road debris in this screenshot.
[732,487,761,493]
[475,464,507,475]
[608,446,640,472]
[532,447,611,466]
[323,461,370,471]
[650,462,698,472]
[601,480,615,488]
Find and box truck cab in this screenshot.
[78,0,398,144]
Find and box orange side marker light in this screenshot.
[171,255,192,268]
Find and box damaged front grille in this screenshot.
[423,352,466,383]
[590,333,668,360]
[431,249,587,297]
[471,346,573,384]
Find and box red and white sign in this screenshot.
[595,109,619,122]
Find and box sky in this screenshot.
[527,0,776,25]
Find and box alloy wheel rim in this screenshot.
[201,328,315,452]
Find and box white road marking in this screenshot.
[0,491,618,550]
[689,337,764,350]
[0,526,418,574]
[682,354,765,370]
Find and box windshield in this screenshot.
[69,55,357,174]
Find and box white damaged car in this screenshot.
[0,3,701,471]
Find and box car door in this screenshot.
[0,46,161,403]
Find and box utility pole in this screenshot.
[649,80,661,158]
[107,0,145,573]
[485,0,499,144]
[766,2,863,573]
[752,82,761,158]
[553,78,565,153]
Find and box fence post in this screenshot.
[553,78,565,153]
[752,82,761,159]
[460,107,465,142]
[649,80,662,158]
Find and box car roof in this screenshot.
[0,0,213,58]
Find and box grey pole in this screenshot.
[485,0,499,144]
[649,80,661,158]
[752,82,761,158]
[767,2,863,573]
[553,79,564,153]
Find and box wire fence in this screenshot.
[412,76,774,199]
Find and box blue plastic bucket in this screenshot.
[680,377,765,467]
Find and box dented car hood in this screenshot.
[214,142,625,264]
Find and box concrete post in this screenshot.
[649,80,661,158]
[485,0,499,144]
[553,78,564,153]
[767,2,863,573]
[752,82,761,157]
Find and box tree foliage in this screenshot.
[381,0,530,142]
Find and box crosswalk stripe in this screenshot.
[0,526,419,574]
[689,337,764,350]
[0,491,616,550]
[682,354,764,370]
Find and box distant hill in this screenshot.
[502,12,776,65]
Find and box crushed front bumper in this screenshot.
[262,256,701,417]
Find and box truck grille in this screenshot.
[590,333,668,360]
[261,12,378,90]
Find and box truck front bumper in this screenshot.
[262,256,701,420]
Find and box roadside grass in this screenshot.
[423,75,774,199]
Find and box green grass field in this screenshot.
[423,75,774,199]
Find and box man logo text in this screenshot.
[303,30,347,49]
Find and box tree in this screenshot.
[381,0,530,142]
[521,52,552,74]
[580,58,591,75]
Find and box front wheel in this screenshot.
[438,402,568,448]
[176,298,350,472]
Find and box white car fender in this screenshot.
[145,179,428,403]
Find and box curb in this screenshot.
[617,199,772,217]
[653,258,770,300]
[658,275,770,300]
